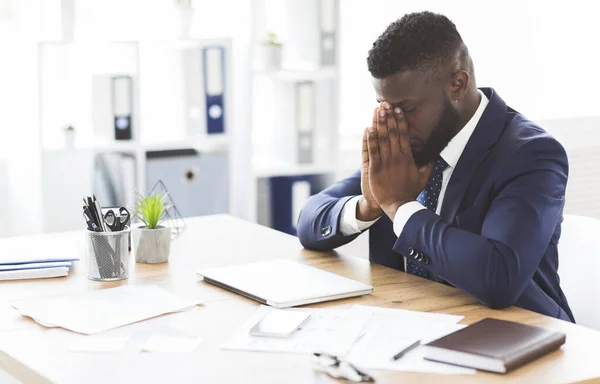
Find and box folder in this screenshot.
[181,46,203,136]
[0,267,69,281]
[320,0,337,66]
[112,75,133,140]
[284,0,338,68]
[292,180,311,233]
[267,174,330,235]
[296,81,315,164]
[0,261,72,272]
[203,46,225,134]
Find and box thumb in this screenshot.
[418,162,434,190]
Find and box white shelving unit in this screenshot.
[37,37,234,233]
[248,0,341,233]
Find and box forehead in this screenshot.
[372,69,440,103]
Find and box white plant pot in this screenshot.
[132,226,171,264]
[255,44,282,72]
[64,130,75,149]
[176,5,194,39]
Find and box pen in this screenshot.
[392,340,421,361]
[93,195,107,232]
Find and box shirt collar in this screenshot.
[440,89,489,169]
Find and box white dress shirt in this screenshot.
[340,90,489,237]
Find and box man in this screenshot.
[297,11,574,322]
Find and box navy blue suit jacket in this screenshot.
[297,88,574,322]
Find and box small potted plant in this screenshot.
[64,125,75,149]
[132,192,171,264]
[255,32,282,71]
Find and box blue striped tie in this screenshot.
[406,157,449,278]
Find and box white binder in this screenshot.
[112,75,133,140]
[284,0,338,68]
[203,46,225,134]
[320,0,337,66]
[180,44,226,136]
[296,81,315,164]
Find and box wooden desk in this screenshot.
[0,215,599,384]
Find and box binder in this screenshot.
[92,75,135,141]
[112,75,133,140]
[284,0,338,68]
[203,46,225,134]
[296,81,315,164]
[181,46,204,136]
[266,174,331,235]
[320,0,337,66]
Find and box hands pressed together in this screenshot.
[357,103,433,222]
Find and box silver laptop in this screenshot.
[196,259,373,308]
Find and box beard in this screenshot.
[412,96,461,167]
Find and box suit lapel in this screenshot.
[440,88,508,223]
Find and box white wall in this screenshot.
[0,0,43,237]
[0,0,255,236]
[338,0,600,140]
[335,1,600,255]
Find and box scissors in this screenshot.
[103,207,131,232]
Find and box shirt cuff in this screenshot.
[339,196,380,236]
[393,201,427,237]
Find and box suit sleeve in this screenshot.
[297,170,362,251]
[393,136,568,309]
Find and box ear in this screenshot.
[448,70,470,101]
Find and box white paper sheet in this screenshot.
[222,305,372,356]
[9,285,202,334]
[351,305,464,324]
[346,306,475,375]
[142,335,203,353]
[69,336,129,352]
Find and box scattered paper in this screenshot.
[69,336,129,353]
[9,285,202,334]
[222,305,372,356]
[142,335,203,353]
[351,305,464,324]
[346,306,475,375]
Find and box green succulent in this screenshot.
[134,192,168,229]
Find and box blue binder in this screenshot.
[268,174,331,236]
[202,46,225,134]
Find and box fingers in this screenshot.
[384,103,401,159]
[362,127,369,170]
[393,107,412,161]
[367,128,381,173]
[375,105,390,161]
[369,107,378,134]
[418,162,434,190]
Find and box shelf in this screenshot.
[42,136,230,155]
[253,160,337,178]
[254,67,337,82]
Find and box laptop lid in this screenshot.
[196,259,373,308]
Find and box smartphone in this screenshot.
[249,310,311,338]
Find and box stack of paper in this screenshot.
[346,305,476,375]
[0,234,79,281]
[222,305,372,356]
[9,285,202,334]
[224,305,476,376]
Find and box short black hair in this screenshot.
[367,11,469,79]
